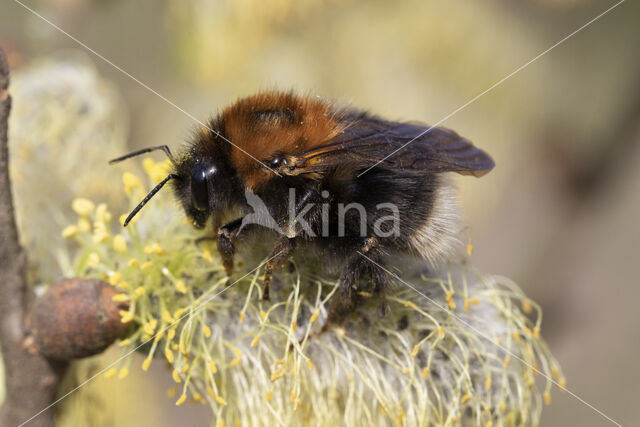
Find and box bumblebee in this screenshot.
[111,92,494,318]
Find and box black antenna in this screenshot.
[123,174,178,226]
[109,145,174,164]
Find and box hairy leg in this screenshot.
[325,237,392,327]
[261,236,295,301]
[216,218,244,280]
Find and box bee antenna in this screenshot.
[123,174,179,226]
[109,145,174,165]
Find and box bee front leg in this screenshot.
[261,236,295,301]
[217,218,244,281]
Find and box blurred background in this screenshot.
[1,0,638,425]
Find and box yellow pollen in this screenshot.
[175,280,187,294]
[120,311,134,323]
[142,357,152,371]
[61,225,78,239]
[87,252,100,269]
[251,334,261,347]
[122,172,142,196]
[165,348,175,363]
[117,367,129,379]
[197,324,210,338]
[113,235,128,253]
[112,294,129,303]
[172,369,181,383]
[411,345,420,357]
[175,393,187,406]
[208,361,218,374]
[162,310,174,323]
[167,328,176,340]
[72,198,95,216]
[77,217,91,232]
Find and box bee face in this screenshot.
[171,127,243,229]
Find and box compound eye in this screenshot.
[269,155,288,169]
[191,164,215,212]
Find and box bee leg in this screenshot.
[326,237,389,326]
[217,218,244,283]
[261,236,295,301]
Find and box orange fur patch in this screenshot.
[222,92,344,190]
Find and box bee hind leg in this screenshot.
[326,237,392,326]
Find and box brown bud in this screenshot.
[28,278,131,360]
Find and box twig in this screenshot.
[0,47,66,427]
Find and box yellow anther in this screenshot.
[61,225,78,239]
[175,393,187,406]
[77,217,91,232]
[142,357,152,371]
[208,361,218,374]
[117,367,129,379]
[175,280,187,294]
[172,369,181,383]
[309,311,320,323]
[122,172,142,196]
[112,294,129,303]
[162,310,174,323]
[251,334,261,347]
[135,286,146,297]
[165,348,174,363]
[120,311,134,323]
[411,345,420,357]
[104,367,118,378]
[72,198,95,216]
[87,252,100,269]
[108,272,122,286]
[113,235,128,253]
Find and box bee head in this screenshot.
[171,127,244,229]
[110,123,244,229]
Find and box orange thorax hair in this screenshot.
[222,92,343,190]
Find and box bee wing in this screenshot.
[290,117,494,177]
